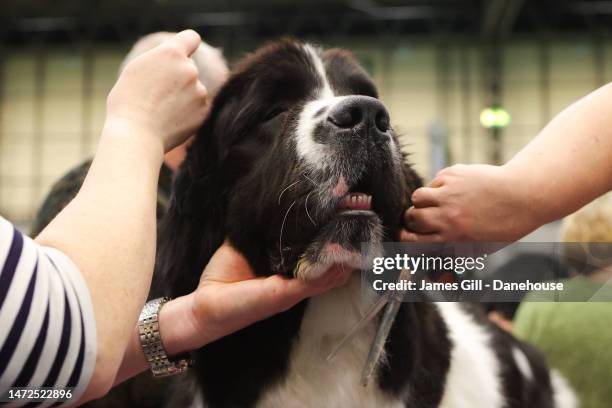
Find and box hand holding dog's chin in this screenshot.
[399,164,538,243]
[159,241,353,356]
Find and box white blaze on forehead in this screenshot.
[296,43,397,170]
[295,44,337,169]
[303,44,334,98]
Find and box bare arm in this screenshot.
[34,30,208,402]
[402,83,612,242]
[505,83,612,222]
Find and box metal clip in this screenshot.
[326,268,412,386]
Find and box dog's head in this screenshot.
[160,39,420,293]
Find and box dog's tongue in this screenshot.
[338,192,372,211]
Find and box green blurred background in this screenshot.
[1,0,611,228]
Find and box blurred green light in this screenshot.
[480,107,511,129]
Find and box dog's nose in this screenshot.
[327,96,390,135]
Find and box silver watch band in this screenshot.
[138,297,193,377]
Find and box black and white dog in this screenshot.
[156,39,577,408]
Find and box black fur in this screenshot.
[155,39,417,407]
[155,39,565,408]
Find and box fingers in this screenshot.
[198,241,355,336]
[256,264,353,313]
[399,229,417,242]
[192,264,350,345]
[195,81,209,106]
[191,275,300,344]
[404,207,443,234]
[250,275,312,315]
[306,264,352,293]
[399,228,444,243]
[403,174,447,242]
[167,29,202,56]
[411,187,440,208]
[428,177,445,188]
[402,205,446,242]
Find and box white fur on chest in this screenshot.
[257,276,404,408]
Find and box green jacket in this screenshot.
[514,277,612,408]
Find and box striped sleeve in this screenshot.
[0,216,97,406]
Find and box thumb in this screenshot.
[201,240,256,282]
[167,29,202,57]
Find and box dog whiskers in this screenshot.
[279,200,297,268]
[278,180,302,205]
[302,173,317,186]
[304,191,317,226]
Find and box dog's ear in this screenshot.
[402,162,423,206]
[154,122,227,298]
[389,161,423,241]
[154,66,261,298]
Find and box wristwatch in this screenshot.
[138,297,194,377]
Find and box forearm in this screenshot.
[504,82,612,224]
[35,118,164,399]
[112,326,149,386]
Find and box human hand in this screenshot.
[399,164,537,242]
[105,30,209,152]
[160,241,353,354]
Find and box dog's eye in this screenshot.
[262,108,287,123]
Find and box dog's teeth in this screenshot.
[337,193,373,210]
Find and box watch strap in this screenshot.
[138,297,194,377]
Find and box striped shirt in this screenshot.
[0,216,96,406]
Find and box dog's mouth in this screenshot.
[329,171,375,209]
[334,172,379,216]
[337,192,373,212]
[292,174,384,281]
